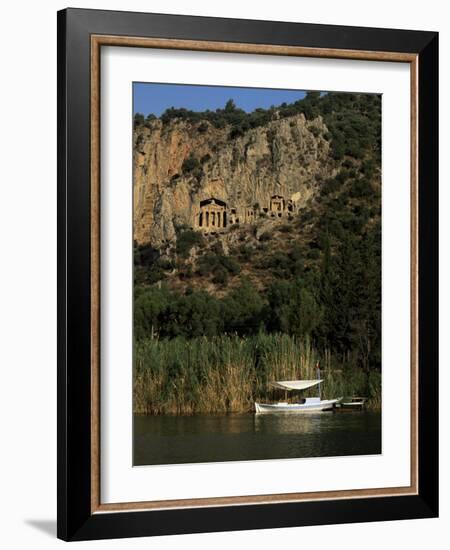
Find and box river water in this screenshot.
[133,411,381,466]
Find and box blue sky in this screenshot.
[133,83,310,117]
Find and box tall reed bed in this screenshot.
[134,334,381,414]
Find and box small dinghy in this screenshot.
[336,397,367,410]
[255,378,340,414]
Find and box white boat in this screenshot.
[255,379,340,414]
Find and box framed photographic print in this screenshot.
[57,8,438,541]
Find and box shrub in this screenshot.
[212,267,229,286]
[259,231,272,242]
[238,244,254,261]
[158,258,174,271]
[134,112,144,127]
[176,230,204,258]
[178,265,193,280]
[321,178,340,195]
[144,114,156,128]
[221,256,241,275]
[181,154,200,174]
[278,224,292,233]
[198,253,241,278]
[349,178,372,198]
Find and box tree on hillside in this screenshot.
[134,112,144,128]
[222,279,265,335]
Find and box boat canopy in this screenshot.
[270,380,322,391]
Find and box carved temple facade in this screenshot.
[194,194,299,233]
[197,198,227,230]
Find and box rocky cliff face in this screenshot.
[133,113,334,246]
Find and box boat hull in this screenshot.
[337,401,366,410]
[255,399,339,414]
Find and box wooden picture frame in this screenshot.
[57,8,438,541]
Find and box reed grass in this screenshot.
[134,334,381,414]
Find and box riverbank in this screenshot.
[134,333,381,414]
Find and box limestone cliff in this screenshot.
[133,113,334,246]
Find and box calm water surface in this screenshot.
[133,411,381,465]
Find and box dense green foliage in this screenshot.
[135,220,380,372]
[175,228,204,258]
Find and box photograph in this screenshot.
[132,83,382,466]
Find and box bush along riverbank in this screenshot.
[133,333,381,415]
